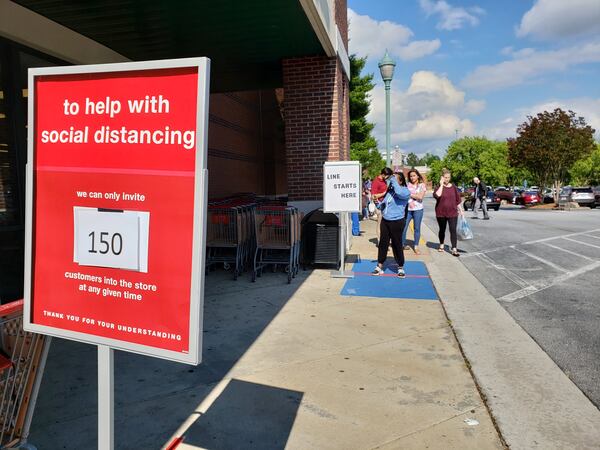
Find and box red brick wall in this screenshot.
[282,55,349,201]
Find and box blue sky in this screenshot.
[347,0,600,156]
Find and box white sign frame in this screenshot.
[23,57,209,366]
[323,161,362,213]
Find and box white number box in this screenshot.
[73,207,150,272]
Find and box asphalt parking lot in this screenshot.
[422,199,600,408]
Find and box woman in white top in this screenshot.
[403,169,427,255]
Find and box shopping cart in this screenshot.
[252,206,301,284]
[206,201,256,280]
[0,300,50,449]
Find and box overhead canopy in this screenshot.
[13,0,326,92]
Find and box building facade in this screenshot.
[0,0,350,301]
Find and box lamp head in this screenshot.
[378,50,396,82]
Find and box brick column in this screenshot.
[282,56,349,203]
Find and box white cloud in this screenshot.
[368,71,484,148]
[397,113,475,141]
[517,0,600,40]
[348,9,441,61]
[420,0,485,31]
[524,98,600,135]
[463,40,600,91]
[396,40,443,61]
[481,97,600,140]
[465,99,486,114]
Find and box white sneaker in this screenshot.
[397,267,406,278]
[372,266,384,276]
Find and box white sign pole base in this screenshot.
[98,345,114,450]
[331,212,354,279]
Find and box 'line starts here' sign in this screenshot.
[323,161,362,213]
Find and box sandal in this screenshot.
[438,245,444,252]
[414,247,421,255]
[452,248,460,257]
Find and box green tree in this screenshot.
[420,152,440,167]
[348,54,384,178]
[569,143,600,186]
[428,158,444,187]
[442,137,508,187]
[507,109,596,202]
[406,152,420,167]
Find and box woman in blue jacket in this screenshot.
[372,169,411,278]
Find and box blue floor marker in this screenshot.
[340,259,438,300]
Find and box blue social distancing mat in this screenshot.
[340,259,438,300]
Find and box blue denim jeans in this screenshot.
[403,209,423,246]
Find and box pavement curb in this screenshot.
[420,221,600,450]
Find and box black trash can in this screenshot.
[301,209,339,267]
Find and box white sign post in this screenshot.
[323,161,362,278]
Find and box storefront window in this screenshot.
[0,38,65,301]
[0,61,18,226]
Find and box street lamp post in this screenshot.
[379,51,396,168]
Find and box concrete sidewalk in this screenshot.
[420,221,600,450]
[29,218,503,449]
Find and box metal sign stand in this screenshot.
[98,345,114,450]
[331,212,354,278]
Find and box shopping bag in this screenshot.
[368,201,376,214]
[457,216,474,240]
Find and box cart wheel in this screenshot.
[287,271,292,284]
[252,271,257,282]
[223,263,231,271]
[233,271,238,281]
[285,265,290,273]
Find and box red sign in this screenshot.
[25,59,209,363]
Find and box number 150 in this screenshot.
[89,231,123,255]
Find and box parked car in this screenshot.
[494,187,514,203]
[463,190,501,211]
[516,190,541,206]
[543,188,556,204]
[560,186,596,208]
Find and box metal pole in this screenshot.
[98,345,114,450]
[385,80,391,167]
[331,212,353,278]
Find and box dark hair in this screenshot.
[381,167,393,176]
[407,169,423,184]
[395,171,407,186]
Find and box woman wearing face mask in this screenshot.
[372,168,411,278]
[433,168,463,257]
[403,169,426,255]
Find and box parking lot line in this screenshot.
[564,237,600,250]
[542,243,597,262]
[499,261,600,302]
[583,234,600,240]
[463,228,600,259]
[510,246,568,273]
[477,253,532,289]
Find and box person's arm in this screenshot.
[411,183,426,201]
[434,184,443,199]
[388,176,410,200]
